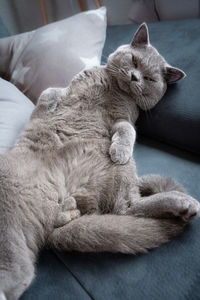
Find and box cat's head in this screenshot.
[106,23,185,110]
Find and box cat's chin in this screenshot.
[136,98,159,111]
[135,103,149,111]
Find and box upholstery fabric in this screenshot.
[0,7,107,104]
[128,0,199,23]
[102,19,200,154]
[154,0,199,21]
[0,17,10,38]
[0,78,34,154]
[21,250,91,300]
[128,0,159,23]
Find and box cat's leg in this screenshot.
[130,190,200,221]
[31,87,68,119]
[38,87,68,110]
[109,120,136,164]
[55,196,80,228]
[0,244,35,300]
[131,173,200,220]
[48,172,192,254]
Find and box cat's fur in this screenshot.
[0,23,199,299]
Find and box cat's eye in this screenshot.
[144,76,156,82]
[132,56,137,68]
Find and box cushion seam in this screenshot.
[53,250,95,300]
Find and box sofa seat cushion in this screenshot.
[102,19,200,154]
[0,78,34,154]
[20,250,91,300]
[20,137,200,300]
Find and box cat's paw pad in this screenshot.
[55,209,80,228]
[62,196,77,211]
[177,203,199,222]
[55,196,80,227]
[39,88,55,101]
[38,88,60,111]
[109,143,131,165]
[170,192,200,221]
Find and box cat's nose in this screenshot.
[131,72,139,82]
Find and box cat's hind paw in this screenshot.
[55,196,80,228]
[55,210,80,228]
[169,191,200,222]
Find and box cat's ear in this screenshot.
[165,66,186,84]
[131,23,149,47]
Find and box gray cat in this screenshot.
[0,23,199,300]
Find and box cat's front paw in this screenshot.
[109,142,132,164]
[38,88,62,112]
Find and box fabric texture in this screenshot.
[102,19,200,154]
[0,7,107,104]
[21,250,91,300]
[0,17,10,38]
[129,0,199,23]
[128,0,159,23]
[0,78,34,154]
[155,0,199,21]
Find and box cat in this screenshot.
[0,23,199,300]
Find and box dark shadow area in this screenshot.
[136,135,200,164]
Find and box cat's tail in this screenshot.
[138,174,186,196]
[51,214,186,254]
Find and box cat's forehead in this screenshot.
[115,44,165,64]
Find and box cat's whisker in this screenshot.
[134,84,143,97]
[107,66,119,76]
[144,96,149,112]
[108,69,118,77]
[120,69,127,76]
[142,95,152,118]
[108,65,118,71]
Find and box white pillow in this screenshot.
[0,7,107,104]
[0,78,34,154]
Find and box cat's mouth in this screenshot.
[130,82,143,96]
[116,77,143,96]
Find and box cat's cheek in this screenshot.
[118,80,129,93]
[130,83,141,96]
[153,83,167,106]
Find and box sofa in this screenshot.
[0,11,200,300]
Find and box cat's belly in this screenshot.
[54,108,111,142]
[14,123,138,217]
[55,138,138,214]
